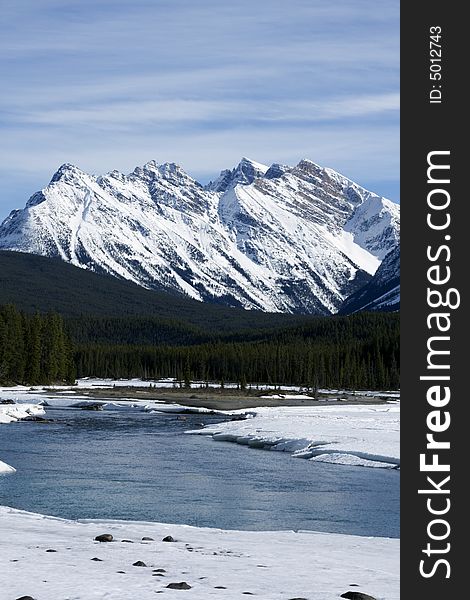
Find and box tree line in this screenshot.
[73,312,399,390]
[1,303,399,390]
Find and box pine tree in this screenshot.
[25,313,42,384]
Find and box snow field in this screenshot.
[0,507,399,600]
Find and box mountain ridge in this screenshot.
[0,157,400,315]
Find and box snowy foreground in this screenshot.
[0,506,399,600]
[189,404,400,469]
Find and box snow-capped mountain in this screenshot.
[0,158,400,314]
[339,245,400,314]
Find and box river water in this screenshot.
[0,407,399,537]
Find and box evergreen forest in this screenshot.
[0,305,74,385]
[1,303,399,390]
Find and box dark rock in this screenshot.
[340,593,378,600]
[230,414,248,421]
[15,597,35,600]
[214,586,227,589]
[121,539,134,543]
[91,557,103,561]
[153,569,167,573]
[23,415,53,422]
[166,582,192,590]
[95,534,113,542]
[153,573,166,577]
[162,535,175,542]
[1,399,15,404]
[45,549,57,552]
[81,403,104,411]
[117,570,126,574]
[142,536,154,541]
[132,560,147,567]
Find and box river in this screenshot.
[0,406,399,537]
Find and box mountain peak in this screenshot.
[238,156,269,171]
[50,163,88,184]
[298,158,321,167]
[132,160,190,184]
[208,157,268,192]
[144,159,159,169]
[294,159,324,177]
[235,157,269,180]
[132,160,159,178]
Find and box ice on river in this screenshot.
[188,404,400,468]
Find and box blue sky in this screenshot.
[0,0,399,220]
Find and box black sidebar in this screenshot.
[401,3,467,597]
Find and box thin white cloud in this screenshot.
[12,93,398,128]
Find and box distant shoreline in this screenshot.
[40,385,396,411]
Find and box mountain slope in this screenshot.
[339,245,400,314]
[0,158,399,314]
[0,250,307,331]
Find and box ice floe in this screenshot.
[188,404,400,468]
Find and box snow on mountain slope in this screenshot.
[339,245,400,314]
[0,158,400,314]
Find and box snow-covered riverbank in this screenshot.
[0,402,45,424]
[0,506,399,600]
[0,385,400,471]
[188,404,400,469]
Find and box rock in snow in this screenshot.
[95,534,114,542]
[0,158,399,314]
[166,581,192,589]
[340,592,378,600]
